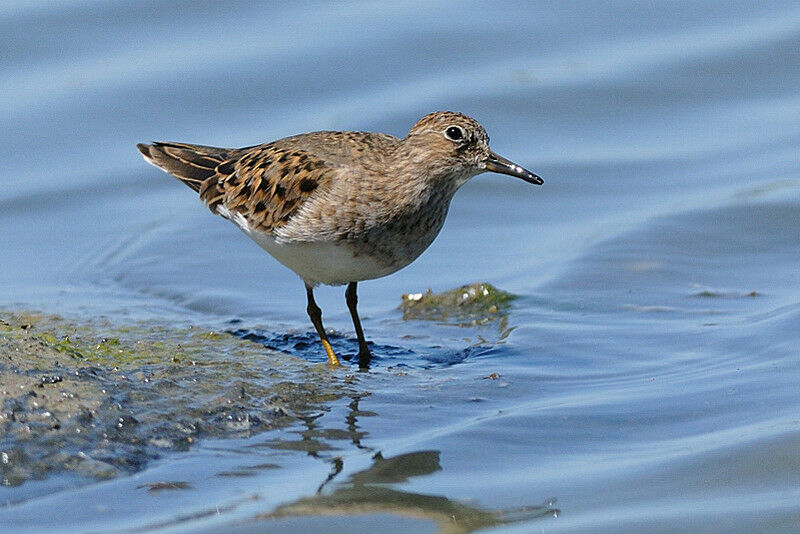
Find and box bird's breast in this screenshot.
[258,174,457,283]
[349,186,453,268]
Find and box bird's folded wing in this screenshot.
[199,144,335,233]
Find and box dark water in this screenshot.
[2,1,800,532]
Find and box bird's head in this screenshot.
[405,111,543,187]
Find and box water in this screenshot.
[2,1,800,531]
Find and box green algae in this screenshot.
[400,282,516,325]
[1,312,192,367]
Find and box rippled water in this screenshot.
[2,1,800,532]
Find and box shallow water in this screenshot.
[2,1,800,532]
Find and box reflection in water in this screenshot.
[250,392,558,532]
[316,392,373,494]
[346,393,373,451]
[257,450,558,533]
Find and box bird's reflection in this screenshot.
[253,391,558,532]
[258,450,558,533]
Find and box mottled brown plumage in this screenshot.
[137,111,542,368]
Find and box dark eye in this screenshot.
[444,126,465,141]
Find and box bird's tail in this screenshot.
[137,142,230,192]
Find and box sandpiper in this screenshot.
[138,111,542,368]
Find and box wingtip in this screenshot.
[137,142,162,169]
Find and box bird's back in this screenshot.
[138,131,401,236]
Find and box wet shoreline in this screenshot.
[0,311,353,500]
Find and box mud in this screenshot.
[0,312,351,495]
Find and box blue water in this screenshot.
[2,1,800,532]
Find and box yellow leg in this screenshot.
[306,283,341,367]
[321,338,340,366]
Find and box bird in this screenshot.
[137,111,542,368]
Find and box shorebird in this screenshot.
[138,111,542,368]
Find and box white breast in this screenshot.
[217,205,400,285]
[251,232,402,285]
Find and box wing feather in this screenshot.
[199,144,334,233]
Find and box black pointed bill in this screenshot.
[485,152,543,185]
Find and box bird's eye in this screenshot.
[444,126,465,141]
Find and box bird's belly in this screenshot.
[220,203,443,286]
[247,231,401,286]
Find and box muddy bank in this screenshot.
[0,312,354,500]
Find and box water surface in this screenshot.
[2,1,800,532]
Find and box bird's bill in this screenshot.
[484,152,543,185]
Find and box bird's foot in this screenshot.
[356,348,372,369]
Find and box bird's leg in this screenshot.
[305,284,340,366]
[345,282,372,368]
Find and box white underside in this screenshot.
[218,206,398,285]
